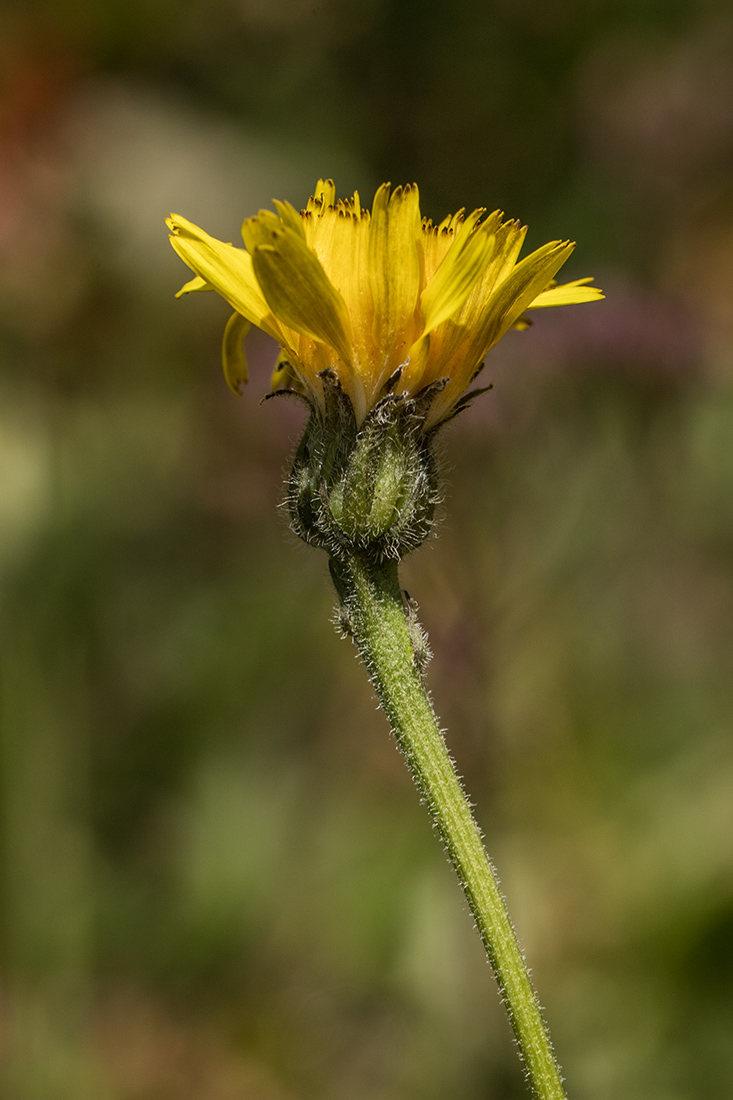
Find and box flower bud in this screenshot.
[288,370,440,561]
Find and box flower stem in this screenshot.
[330,551,567,1100]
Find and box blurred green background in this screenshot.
[1,0,732,1097]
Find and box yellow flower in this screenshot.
[167,180,602,430]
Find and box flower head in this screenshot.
[167,180,602,430]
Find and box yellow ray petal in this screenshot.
[527,278,604,308]
[315,179,336,206]
[421,209,499,285]
[241,210,283,248]
[421,216,497,334]
[221,310,250,395]
[300,199,340,266]
[421,221,452,285]
[175,274,212,297]
[306,179,336,215]
[447,219,528,334]
[250,226,353,366]
[272,200,306,238]
[270,351,300,391]
[485,239,577,339]
[326,208,372,357]
[239,216,266,251]
[368,183,421,346]
[411,219,527,387]
[421,239,575,426]
[167,214,274,333]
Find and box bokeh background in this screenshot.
[1,0,732,1097]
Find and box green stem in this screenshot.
[331,552,567,1100]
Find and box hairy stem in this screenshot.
[331,552,567,1100]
